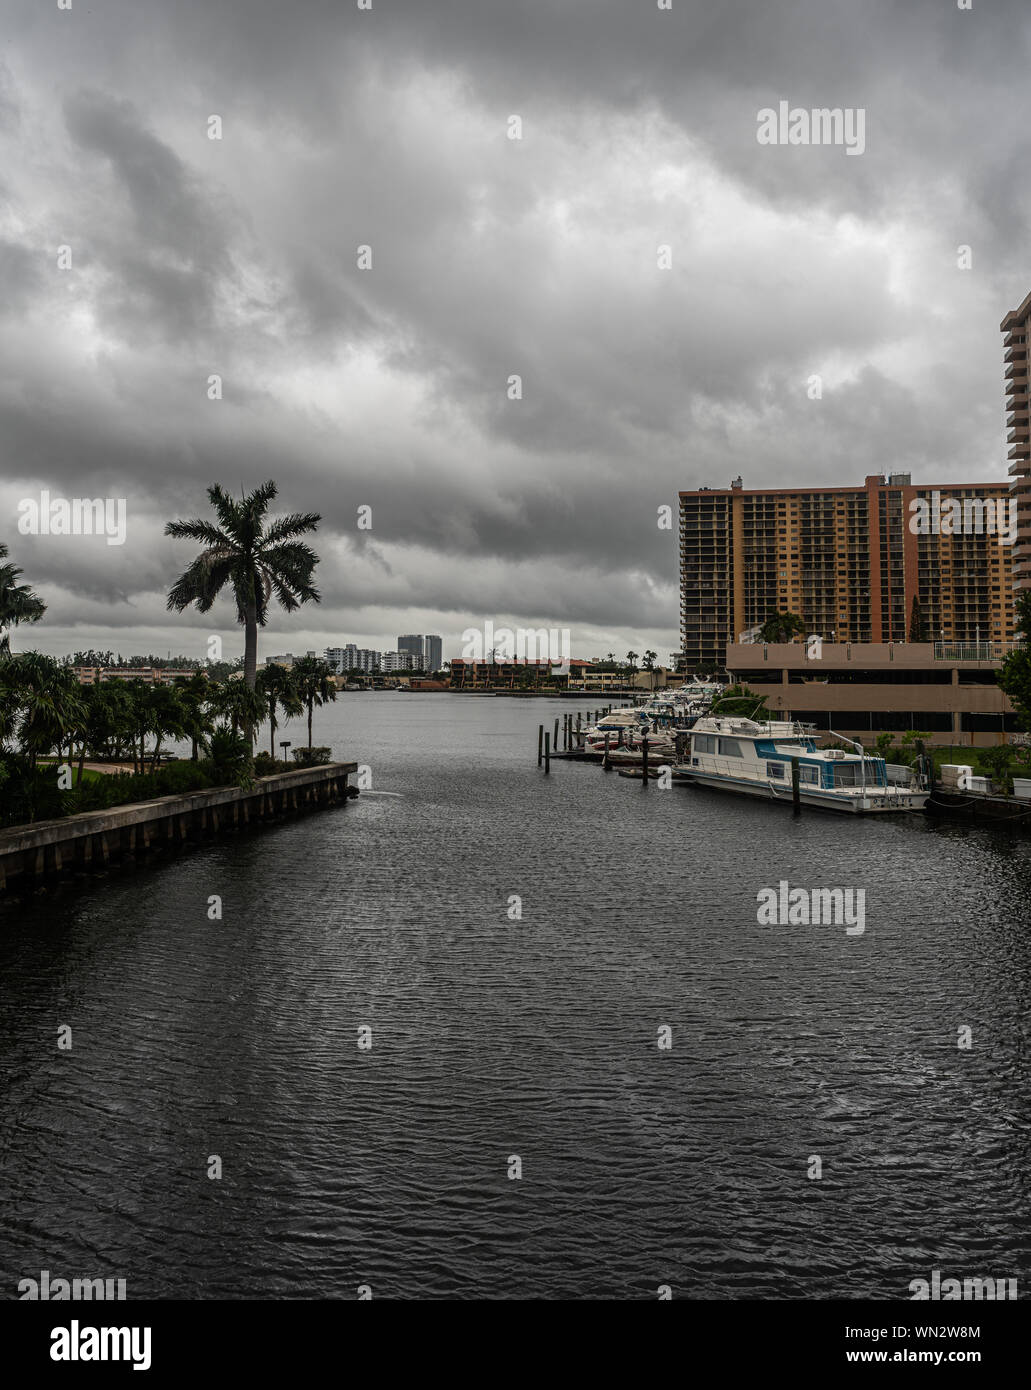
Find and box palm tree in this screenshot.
[173,672,215,760]
[759,611,806,644]
[143,684,189,772]
[256,663,303,758]
[164,482,321,723]
[625,651,639,683]
[642,649,658,690]
[207,678,266,744]
[291,655,337,751]
[0,543,47,656]
[9,653,86,774]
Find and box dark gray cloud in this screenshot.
[2,0,1029,661]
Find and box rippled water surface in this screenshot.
[2,695,1030,1299]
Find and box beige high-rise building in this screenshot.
[679,475,1015,668]
[1001,292,1031,591]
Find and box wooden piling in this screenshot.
[553,717,559,750]
[544,732,551,774]
[537,725,544,766]
[603,732,611,771]
[641,733,649,785]
[791,757,801,813]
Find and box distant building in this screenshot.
[381,651,417,672]
[398,635,424,663]
[343,645,381,673]
[680,474,1016,668]
[450,658,593,689]
[72,666,198,686]
[423,634,443,672]
[265,654,295,668]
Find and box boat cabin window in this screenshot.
[718,738,744,757]
[799,765,819,785]
[693,734,716,754]
[767,762,785,780]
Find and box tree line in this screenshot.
[1,482,335,825]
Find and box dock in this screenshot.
[0,761,359,896]
[924,787,1031,828]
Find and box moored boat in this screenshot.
[678,716,928,814]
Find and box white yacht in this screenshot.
[679,717,928,815]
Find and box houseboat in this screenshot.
[679,717,928,814]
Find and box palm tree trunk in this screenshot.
[242,607,258,756]
[307,701,313,751]
[244,608,258,689]
[269,706,277,758]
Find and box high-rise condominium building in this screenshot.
[325,644,381,673]
[398,635,424,663]
[679,475,1015,668]
[381,652,417,672]
[1001,292,1031,592]
[423,635,442,672]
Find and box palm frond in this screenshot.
[260,512,321,546]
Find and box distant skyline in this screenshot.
[3,0,1030,663]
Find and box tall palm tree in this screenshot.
[256,663,303,758]
[291,655,336,751]
[0,543,47,656]
[164,482,321,703]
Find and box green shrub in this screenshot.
[291,746,331,766]
[153,760,213,795]
[0,753,73,826]
[201,729,252,785]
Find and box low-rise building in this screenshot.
[726,640,1017,747]
[449,658,594,688]
[72,666,200,686]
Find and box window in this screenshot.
[719,738,744,757]
[693,734,716,754]
[799,764,820,785]
[767,762,785,779]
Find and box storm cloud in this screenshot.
[2,0,1028,662]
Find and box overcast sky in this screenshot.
[3,0,1029,665]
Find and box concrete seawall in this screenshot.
[0,761,358,895]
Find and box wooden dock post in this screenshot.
[544,732,551,774]
[791,757,801,813]
[641,733,649,785]
[553,717,559,750]
[603,732,611,771]
[537,725,544,766]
